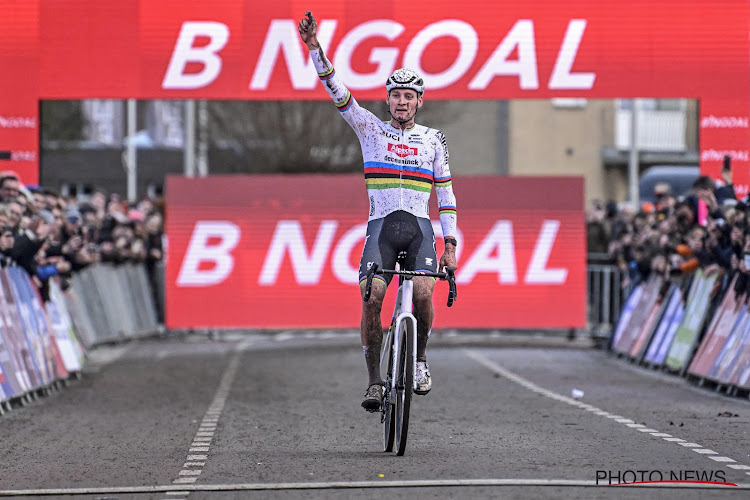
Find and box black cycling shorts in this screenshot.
[358,210,437,286]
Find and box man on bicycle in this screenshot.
[298,11,458,411]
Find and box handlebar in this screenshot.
[364,263,457,307]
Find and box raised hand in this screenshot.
[298,11,320,49]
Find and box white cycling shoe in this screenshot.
[415,361,432,395]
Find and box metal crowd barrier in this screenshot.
[67,262,160,347]
[0,262,162,408]
[587,254,626,338]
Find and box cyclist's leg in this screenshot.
[358,218,396,388]
[408,218,438,362]
[412,276,436,361]
[360,279,386,386]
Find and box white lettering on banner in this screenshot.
[469,20,538,90]
[176,221,240,286]
[10,150,36,161]
[242,18,594,91]
[458,221,517,283]
[334,21,404,89]
[259,220,338,285]
[175,219,569,287]
[701,149,750,162]
[403,20,478,90]
[163,22,230,89]
[0,116,37,129]
[524,220,567,284]
[250,20,337,90]
[700,115,750,128]
[548,20,595,89]
[457,220,568,284]
[332,222,368,284]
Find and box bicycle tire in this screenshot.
[382,323,396,452]
[394,319,413,456]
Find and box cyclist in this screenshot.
[298,11,458,411]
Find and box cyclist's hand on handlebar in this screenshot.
[439,251,457,276]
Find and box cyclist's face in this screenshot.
[387,89,422,120]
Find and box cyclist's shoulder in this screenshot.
[415,124,448,148]
[414,123,446,139]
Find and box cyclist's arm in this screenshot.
[308,48,379,137]
[433,130,458,243]
[298,12,378,137]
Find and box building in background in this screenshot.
[41,98,698,205]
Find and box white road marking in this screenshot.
[0,478,747,496]
[728,465,750,470]
[172,478,197,484]
[464,350,750,479]
[164,339,251,498]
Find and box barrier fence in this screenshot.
[0,263,160,408]
[604,267,750,397]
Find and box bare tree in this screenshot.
[207,100,466,174]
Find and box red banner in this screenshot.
[165,175,586,329]
[1,0,748,187]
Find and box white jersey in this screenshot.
[310,49,457,239]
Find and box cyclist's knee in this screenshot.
[413,278,435,305]
[360,279,386,306]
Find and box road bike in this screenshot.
[364,254,456,456]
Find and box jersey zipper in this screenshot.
[399,127,404,211]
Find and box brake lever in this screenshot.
[446,266,457,307]
[364,263,379,302]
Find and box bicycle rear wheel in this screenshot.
[394,320,413,456]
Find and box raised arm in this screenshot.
[298,11,378,136]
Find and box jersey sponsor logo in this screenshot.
[381,131,400,141]
[383,155,420,165]
[436,131,449,165]
[388,143,418,158]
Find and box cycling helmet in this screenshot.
[385,68,425,96]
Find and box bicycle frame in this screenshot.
[380,277,418,400]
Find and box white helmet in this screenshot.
[386,68,425,96]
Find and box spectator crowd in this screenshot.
[0,172,164,307]
[586,166,750,294]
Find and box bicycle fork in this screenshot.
[388,279,417,400]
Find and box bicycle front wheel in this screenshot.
[394,320,414,456]
[382,323,396,452]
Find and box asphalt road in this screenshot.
[0,331,748,499]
